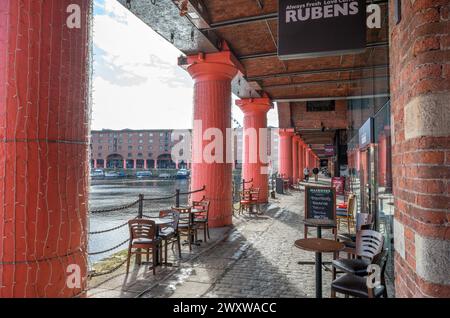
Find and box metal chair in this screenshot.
[331,229,385,297]
[126,219,162,275]
[331,249,389,298]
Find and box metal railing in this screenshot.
[87,186,206,278]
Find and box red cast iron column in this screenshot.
[298,140,304,180]
[236,97,272,203]
[0,0,92,297]
[292,135,300,183]
[185,51,238,227]
[278,129,294,182]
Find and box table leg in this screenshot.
[317,226,322,238]
[315,252,322,298]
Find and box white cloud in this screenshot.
[92,0,278,130]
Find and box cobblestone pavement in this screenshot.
[140,187,339,298]
[90,178,394,298]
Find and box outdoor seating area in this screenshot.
[293,177,389,298]
[124,199,212,275]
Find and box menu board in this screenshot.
[305,186,336,220]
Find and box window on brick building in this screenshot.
[306,100,335,112]
[128,153,132,158]
[128,146,132,150]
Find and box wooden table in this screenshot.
[177,206,204,245]
[303,218,336,238]
[295,238,344,298]
[145,217,173,265]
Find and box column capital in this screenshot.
[293,135,302,142]
[278,128,295,138]
[236,96,273,114]
[185,51,242,82]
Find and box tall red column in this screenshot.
[292,136,299,183]
[185,51,238,227]
[278,129,294,182]
[298,140,304,180]
[236,97,272,203]
[0,0,91,297]
[305,148,310,169]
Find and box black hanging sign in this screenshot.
[278,0,367,59]
[305,186,336,220]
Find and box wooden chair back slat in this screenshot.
[128,219,156,241]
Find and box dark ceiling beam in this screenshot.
[263,75,389,89]
[274,93,390,102]
[201,0,388,30]
[239,41,389,60]
[247,64,389,81]
[203,13,277,30]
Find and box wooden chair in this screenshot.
[336,193,356,233]
[337,213,374,251]
[173,206,197,252]
[331,249,389,298]
[126,219,162,275]
[249,187,261,214]
[192,199,211,242]
[158,210,181,263]
[239,189,253,215]
[331,229,385,297]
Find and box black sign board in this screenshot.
[278,0,367,59]
[359,117,374,149]
[276,177,285,194]
[305,186,336,220]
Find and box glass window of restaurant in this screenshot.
[346,98,394,281]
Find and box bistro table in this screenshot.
[299,218,337,267]
[295,238,345,298]
[177,206,205,246]
[144,217,173,266]
[303,218,337,239]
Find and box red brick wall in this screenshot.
[291,100,348,130]
[390,0,450,298]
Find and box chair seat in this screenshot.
[132,237,161,245]
[332,258,371,276]
[331,274,385,298]
[194,218,208,223]
[240,200,256,204]
[337,233,356,242]
[159,227,175,237]
[178,223,198,229]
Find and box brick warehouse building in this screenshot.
[89,129,186,170]
[90,128,279,171]
[0,0,448,298]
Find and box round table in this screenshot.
[303,218,336,238]
[295,238,345,298]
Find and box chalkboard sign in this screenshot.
[305,186,336,220]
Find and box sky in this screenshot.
[92,0,278,130]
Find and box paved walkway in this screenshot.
[89,178,394,298]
